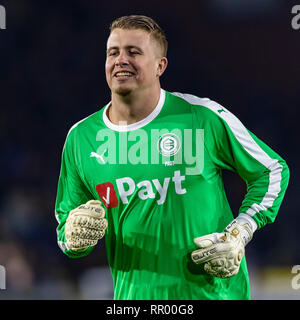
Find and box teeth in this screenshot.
[116,72,132,77]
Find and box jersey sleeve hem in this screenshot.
[58,240,95,259]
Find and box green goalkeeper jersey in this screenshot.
[55,89,289,300]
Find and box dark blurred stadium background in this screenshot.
[0,0,299,299]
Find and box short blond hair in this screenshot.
[110,15,168,57]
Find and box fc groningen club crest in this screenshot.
[158,133,181,156]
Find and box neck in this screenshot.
[108,85,161,125]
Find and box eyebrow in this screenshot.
[106,45,143,53]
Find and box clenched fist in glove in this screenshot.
[191,219,253,278]
[65,200,108,252]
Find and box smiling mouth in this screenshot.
[114,72,134,78]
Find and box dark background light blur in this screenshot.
[0,0,299,299]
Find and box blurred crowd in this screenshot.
[0,1,299,299]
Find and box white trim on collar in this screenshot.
[103,89,165,132]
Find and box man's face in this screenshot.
[105,28,165,96]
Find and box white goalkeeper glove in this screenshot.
[65,200,108,252]
[191,219,253,278]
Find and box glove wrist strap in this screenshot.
[225,219,253,246]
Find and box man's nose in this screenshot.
[115,51,129,66]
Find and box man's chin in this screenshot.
[113,86,133,96]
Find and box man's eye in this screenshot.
[129,51,139,55]
[108,52,118,56]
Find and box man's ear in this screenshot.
[156,57,168,77]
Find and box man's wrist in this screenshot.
[236,213,257,233]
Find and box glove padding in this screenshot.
[65,200,107,251]
[191,220,253,278]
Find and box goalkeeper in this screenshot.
[55,15,289,299]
